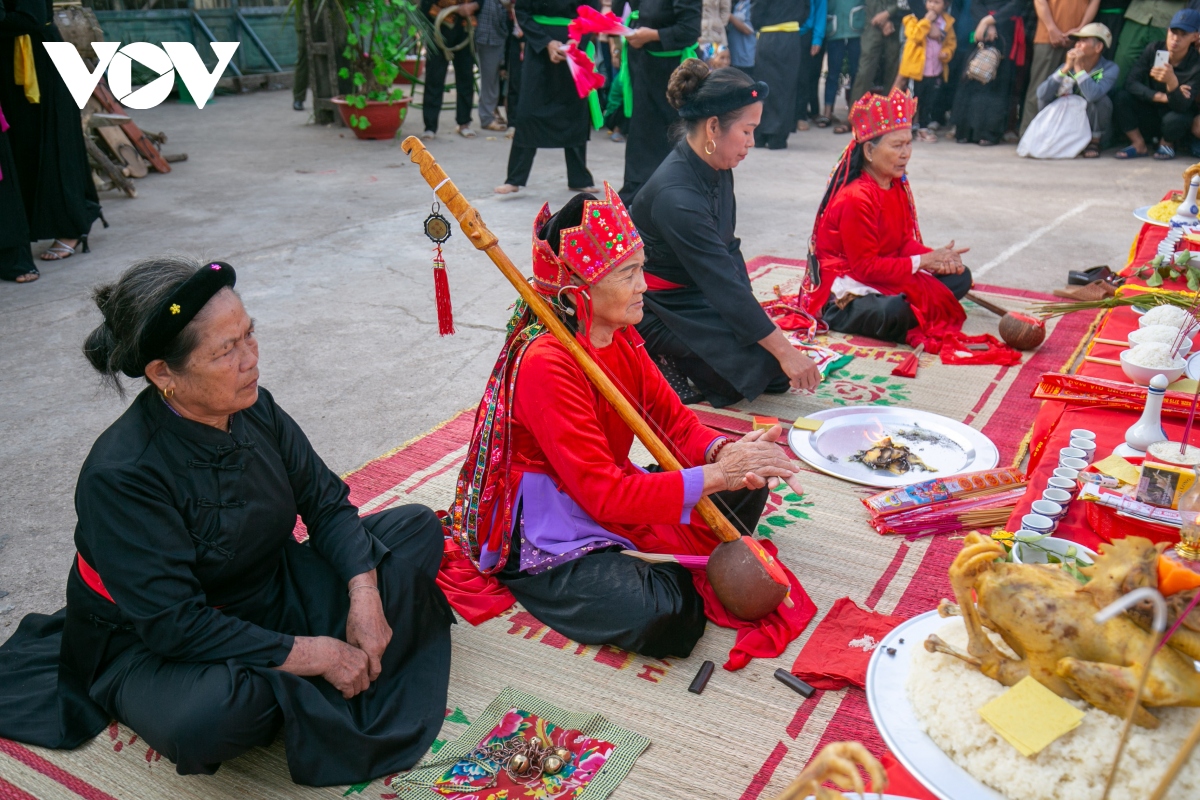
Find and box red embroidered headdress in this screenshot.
[849,88,916,143]
[532,182,643,296]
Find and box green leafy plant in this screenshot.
[334,0,431,128]
[1138,251,1200,291]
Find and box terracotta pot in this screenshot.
[331,96,411,140]
[396,57,424,85]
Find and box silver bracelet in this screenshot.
[349,584,380,597]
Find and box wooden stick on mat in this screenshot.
[1093,338,1129,348]
[399,137,741,544]
[1084,355,1123,367]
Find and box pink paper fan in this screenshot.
[568,5,633,41]
[561,41,606,99]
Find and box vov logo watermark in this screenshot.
[43,42,240,110]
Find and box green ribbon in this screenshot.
[586,40,604,130]
[617,11,698,119]
[531,15,573,26]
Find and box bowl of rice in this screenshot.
[1121,343,1187,385]
[1128,324,1194,356]
[1139,304,1198,334]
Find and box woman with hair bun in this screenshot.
[0,258,452,786]
[631,59,820,408]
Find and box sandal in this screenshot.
[1082,141,1101,158]
[1052,279,1118,301]
[3,266,39,283]
[832,122,851,135]
[1155,143,1176,160]
[814,115,831,128]
[39,236,88,261]
[482,121,507,132]
[1114,144,1144,159]
[458,125,477,138]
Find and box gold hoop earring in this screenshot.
[704,138,716,155]
[163,387,175,400]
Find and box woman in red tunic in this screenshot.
[450,184,816,661]
[802,88,973,351]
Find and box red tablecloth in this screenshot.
[1005,221,1200,549]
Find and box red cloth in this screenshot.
[940,332,1023,366]
[789,597,906,689]
[1006,218,1200,551]
[808,175,966,354]
[437,537,516,625]
[450,329,817,667]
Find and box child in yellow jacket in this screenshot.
[893,0,956,142]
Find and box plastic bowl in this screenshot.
[1120,348,1187,386]
[1011,536,1097,566]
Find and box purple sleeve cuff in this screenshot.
[680,466,706,523]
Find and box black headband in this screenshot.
[678,81,769,120]
[131,261,236,377]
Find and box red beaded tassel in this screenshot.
[433,243,454,336]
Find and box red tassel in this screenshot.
[433,246,454,336]
[891,344,923,378]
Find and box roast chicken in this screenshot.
[926,533,1200,728]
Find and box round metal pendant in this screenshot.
[424,210,452,244]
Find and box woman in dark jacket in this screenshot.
[951,0,1029,145]
[0,257,453,786]
[631,59,819,407]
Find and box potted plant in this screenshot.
[333,0,430,140]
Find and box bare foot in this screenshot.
[14,269,40,283]
[494,184,520,194]
[569,186,600,193]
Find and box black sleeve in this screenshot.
[1125,42,1159,101]
[652,186,777,345]
[0,0,44,31]
[75,464,294,666]
[516,0,552,52]
[658,0,702,49]
[267,396,386,584]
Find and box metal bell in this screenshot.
[542,755,564,775]
[509,754,530,775]
[553,747,572,763]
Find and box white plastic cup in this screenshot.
[1032,499,1064,521]
[1070,438,1097,461]
[1043,487,1073,507]
[1061,457,1089,472]
[1053,467,1080,482]
[1020,513,1054,534]
[1070,429,1097,441]
[1048,476,1078,493]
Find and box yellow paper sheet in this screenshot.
[792,416,823,432]
[979,676,1085,757]
[1168,378,1198,394]
[1093,454,1142,486]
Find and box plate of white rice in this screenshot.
[867,611,1200,800]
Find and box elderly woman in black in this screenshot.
[0,258,453,786]
[631,59,820,407]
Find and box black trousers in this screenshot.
[422,38,476,132]
[86,505,449,782]
[823,268,972,343]
[913,76,943,128]
[638,310,790,408]
[499,484,770,659]
[1113,88,1194,145]
[503,35,523,119]
[794,33,823,123]
[504,143,594,188]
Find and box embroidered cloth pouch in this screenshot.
[392,687,649,800]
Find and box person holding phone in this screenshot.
[1113,8,1200,158]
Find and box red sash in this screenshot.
[644,273,684,291]
[76,553,114,603]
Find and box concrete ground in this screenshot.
[0,87,1185,639]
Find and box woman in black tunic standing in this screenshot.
[0,0,102,275]
[618,0,702,203]
[751,0,809,149]
[631,60,820,407]
[0,258,453,786]
[951,0,1028,145]
[495,0,603,194]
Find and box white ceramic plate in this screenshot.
[1134,205,1170,228]
[1187,351,1200,380]
[865,611,1006,800]
[787,407,999,489]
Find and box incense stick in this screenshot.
[1180,378,1200,455]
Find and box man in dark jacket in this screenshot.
[1114,7,1200,158]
